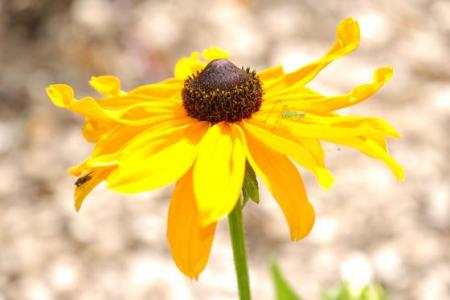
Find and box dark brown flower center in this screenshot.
[182,59,263,123]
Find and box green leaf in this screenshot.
[270,260,302,300]
[242,162,259,206]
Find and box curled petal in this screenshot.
[47,84,76,107]
[329,136,404,180]
[263,67,393,113]
[47,84,182,128]
[167,169,217,279]
[89,75,122,96]
[74,167,114,211]
[284,18,360,86]
[265,18,360,94]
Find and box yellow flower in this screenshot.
[47,18,403,279]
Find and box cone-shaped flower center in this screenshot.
[182,59,263,123]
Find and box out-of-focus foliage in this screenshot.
[321,282,388,300]
[271,260,302,300]
[271,261,388,300]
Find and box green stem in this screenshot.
[228,198,251,300]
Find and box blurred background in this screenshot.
[0,0,449,299]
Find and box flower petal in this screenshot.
[254,111,399,140]
[128,82,183,99]
[82,118,115,143]
[47,84,76,107]
[309,67,393,113]
[89,75,122,96]
[173,48,230,80]
[245,131,315,241]
[283,17,360,86]
[167,169,217,279]
[86,118,193,167]
[107,121,208,193]
[202,47,230,61]
[47,84,123,121]
[263,67,393,113]
[74,167,113,211]
[258,65,284,81]
[193,123,246,225]
[47,84,183,127]
[249,114,402,181]
[329,136,404,180]
[263,18,360,94]
[243,120,334,189]
[174,52,206,80]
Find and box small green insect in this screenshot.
[281,110,305,119]
[264,101,305,128]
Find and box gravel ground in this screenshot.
[0,0,449,299]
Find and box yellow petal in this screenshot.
[264,67,393,113]
[82,118,115,142]
[74,167,113,211]
[243,120,334,189]
[98,117,192,162]
[47,84,76,107]
[245,132,315,240]
[119,101,184,121]
[167,169,217,279]
[306,113,399,137]
[193,123,246,225]
[112,118,198,158]
[48,83,182,128]
[330,136,404,180]
[174,52,206,80]
[129,82,183,99]
[264,18,360,94]
[91,124,148,156]
[94,94,178,110]
[107,121,208,193]
[258,65,284,81]
[284,18,360,86]
[47,84,121,121]
[68,161,87,177]
[65,97,123,121]
[254,112,399,140]
[202,47,230,61]
[89,75,122,96]
[297,138,326,167]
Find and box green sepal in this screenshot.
[242,161,259,206]
[270,260,302,300]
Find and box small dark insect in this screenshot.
[75,173,92,187]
